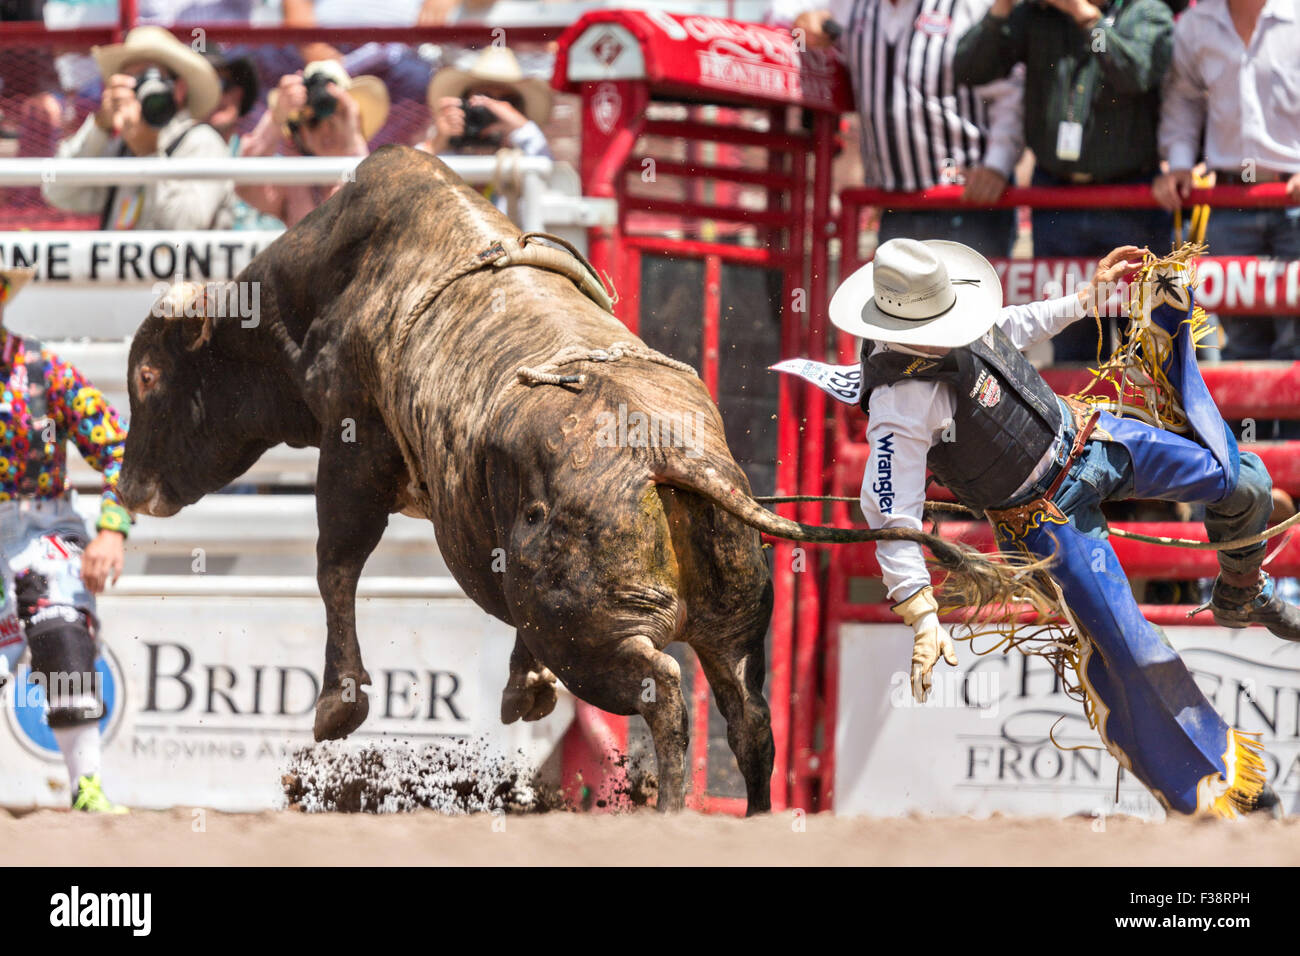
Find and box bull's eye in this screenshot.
[137,365,160,395]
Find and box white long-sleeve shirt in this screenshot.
[1158,0,1300,174]
[809,0,1026,188]
[861,294,1086,601]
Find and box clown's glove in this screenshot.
[893,585,958,702]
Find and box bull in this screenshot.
[118,147,1020,814]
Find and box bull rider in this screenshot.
[804,238,1293,816]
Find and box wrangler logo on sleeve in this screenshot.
[873,432,895,513]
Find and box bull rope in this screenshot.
[515,341,699,389]
[393,232,619,358]
[753,495,1300,552]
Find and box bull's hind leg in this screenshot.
[693,611,775,815]
[542,633,690,812]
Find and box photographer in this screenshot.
[41,26,235,231]
[236,61,389,228]
[417,47,553,204]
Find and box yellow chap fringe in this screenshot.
[1196,730,1268,819]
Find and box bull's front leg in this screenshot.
[311,426,404,741]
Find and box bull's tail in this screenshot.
[652,457,1052,614]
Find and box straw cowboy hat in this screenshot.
[268,60,391,142]
[829,239,1003,348]
[427,46,554,126]
[93,25,222,120]
[0,267,34,306]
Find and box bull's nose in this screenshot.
[138,489,180,518]
[119,479,178,517]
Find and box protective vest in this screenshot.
[860,324,1063,511]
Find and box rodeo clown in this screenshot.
[813,238,1294,817]
[0,268,131,813]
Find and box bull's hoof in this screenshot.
[313,678,371,741]
[500,667,559,724]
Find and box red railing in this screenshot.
[841,182,1294,210]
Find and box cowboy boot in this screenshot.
[1210,569,1300,641]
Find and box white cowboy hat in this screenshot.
[93,25,222,120]
[269,60,392,142]
[0,267,34,305]
[829,239,1003,347]
[427,46,554,126]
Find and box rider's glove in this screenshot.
[892,585,958,703]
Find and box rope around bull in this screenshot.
[753,495,1300,551]
[515,341,698,388]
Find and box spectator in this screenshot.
[201,48,283,231]
[281,0,451,104]
[237,61,389,228]
[1154,0,1300,362]
[418,46,552,159]
[41,25,234,230]
[954,0,1173,363]
[792,1,1025,258]
[135,0,256,25]
[0,0,64,160]
[417,46,552,215]
[201,48,259,144]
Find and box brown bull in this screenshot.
[118,147,1021,814]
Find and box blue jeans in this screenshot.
[1030,168,1172,363]
[877,207,1016,260]
[1204,205,1300,360]
[1047,440,1273,575]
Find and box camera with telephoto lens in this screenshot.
[287,62,342,134]
[135,67,178,128]
[450,98,501,149]
[301,69,338,123]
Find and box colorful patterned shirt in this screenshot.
[0,330,131,535]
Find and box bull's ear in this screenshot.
[151,280,219,351]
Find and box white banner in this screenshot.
[0,594,572,811]
[0,231,282,339]
[835,623,1300,820]
[0,231,279,285]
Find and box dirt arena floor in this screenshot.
[6,808,1299,866]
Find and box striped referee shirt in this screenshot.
[823,0,1025,191]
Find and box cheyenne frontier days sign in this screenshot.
[836,624,1300,819]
